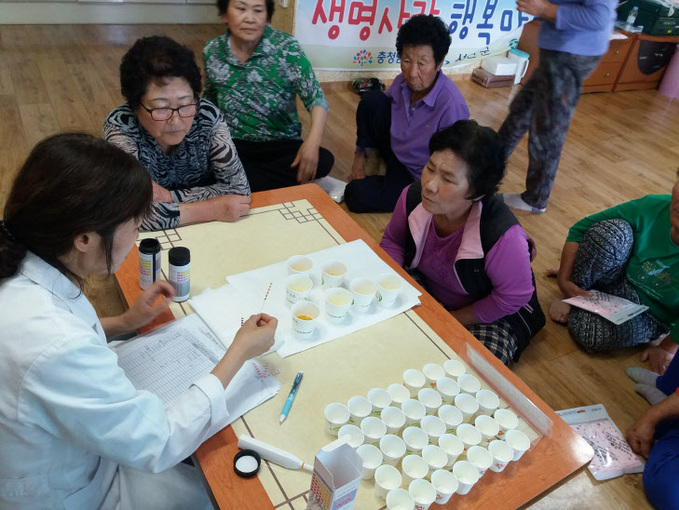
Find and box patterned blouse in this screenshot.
[103,99,250,231]
[203,25,329,142]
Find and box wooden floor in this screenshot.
[2,23,679,509]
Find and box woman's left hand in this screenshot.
[123,280,175,331]
[291,140,320,184]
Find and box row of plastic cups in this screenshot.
[326,394,515,443]
[355,420,530,477]
[376,470,459,508]
[404,368,485,400]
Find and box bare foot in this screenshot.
[546,267,559,278]
[549,300,571,324]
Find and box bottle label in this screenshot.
[169,263,191,301]
[139,252,161,290]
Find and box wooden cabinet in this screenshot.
[517,19,679,93]
[582,38,632,92]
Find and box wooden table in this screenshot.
[115,184,593,510]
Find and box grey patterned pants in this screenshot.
[568,219,669,352]
[498,49,601,210]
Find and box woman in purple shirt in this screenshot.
[381,120,545,365]
[344,14,470,213]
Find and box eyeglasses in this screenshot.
[139,101,198,121]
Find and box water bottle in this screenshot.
[625,6,639,31]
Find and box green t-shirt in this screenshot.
[567,195,679,339]
[203,26,328,142]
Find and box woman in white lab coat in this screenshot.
[0,133,277,509]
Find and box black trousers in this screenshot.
[344,91,414,213]
[234,138,334,193]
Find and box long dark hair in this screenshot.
[0,133,152,285]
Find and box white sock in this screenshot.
[626,366,659,386]
[501,193,546,214]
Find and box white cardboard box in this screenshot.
[481,56,517,76]
[307,438,362,510]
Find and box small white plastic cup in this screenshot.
[361,416,387,445]
[421,444,448,476]
[454,393,480,423]
[420,415,446,444]
[417,388,442,415]
[456,423,482,452]
[438,405,464,433]
[381,406,406,435]
[324,403,349,436]
[430,469,458,505]
[488,439,514,472]
[474,415,500,444]
[386,487,415,510]
[443,359,466,379]
[466,445,493,478]
[375,464,402,500]
[285,274,313,305]
[457,373,481,395]
[400,455,428,487]
[505,429,531,461]
[387,383,411,405]
[402,399,426,426]
[494,408,519,437]
[403,369,426,397]
[321,260,346,289]
[422,363,445,388]
[408,478,437,510]
[435,376,460,404]
[376,272,402,307]
[325,287,353,323]
[475,389,500,416]
[357,443,383,480]
[350,277,376,313]
[290,301,319,337]
[347,395,372,425]
[368,388,392,416]
[380,434,407,466]
[287,255,313,275]
[438,433,464,467]
[338,424,364,449]
[402,426,429,456]
[453,460,480,495]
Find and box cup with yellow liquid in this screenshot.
[321,260,347,289]
[325,287,353,323]
[291,301,320,337]
[376,273,402,307]
[349,277,377,313]
[286,255,313,275]
[285,274,313,305]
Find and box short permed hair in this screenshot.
[428,120,506,200]
[396,15,451,66]
[217,0,275,22]
[120,36,202,110]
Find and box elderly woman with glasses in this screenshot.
[104,36,250,231]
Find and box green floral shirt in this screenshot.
[203,26,328,142]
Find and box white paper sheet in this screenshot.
[563,290,649,325]
[189,240,421,358]
[113,314,281,425]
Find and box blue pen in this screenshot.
[280,371,303,424]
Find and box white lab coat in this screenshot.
[0,253,226,509]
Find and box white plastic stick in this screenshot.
[238,435,314,472]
